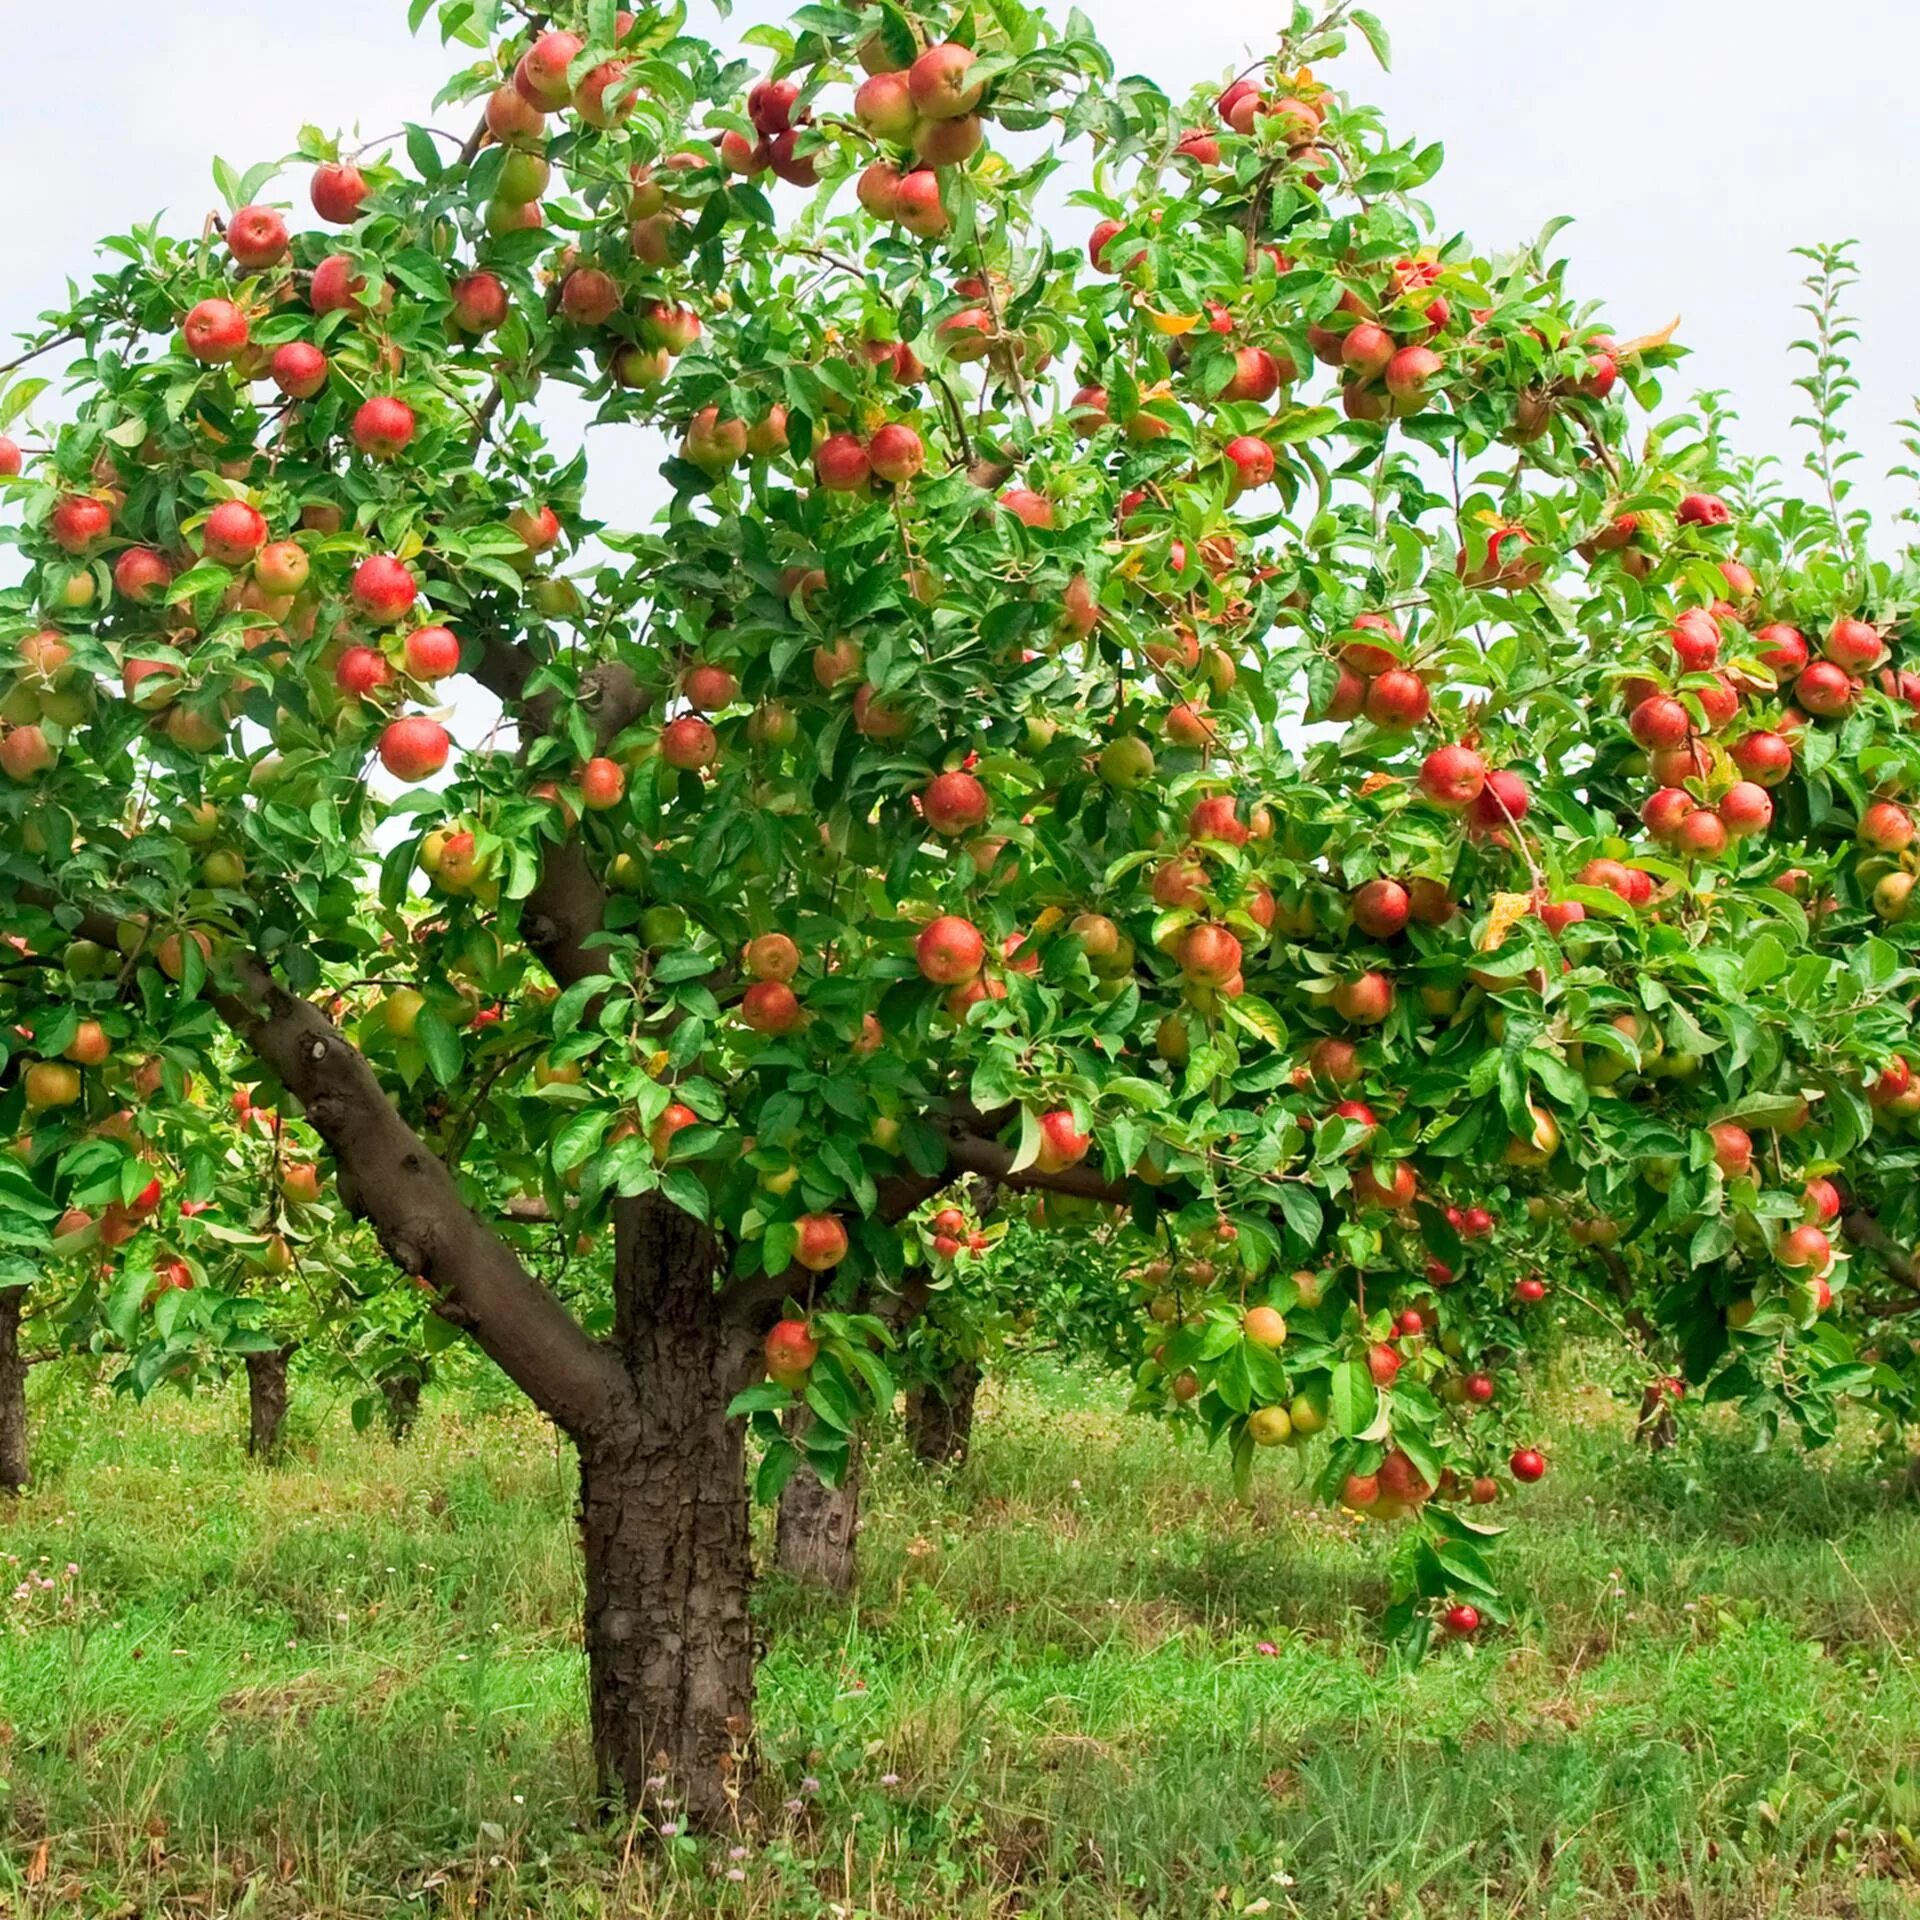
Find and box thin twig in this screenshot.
[0,329,83,378]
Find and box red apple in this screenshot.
[1859,799,1914,852]
[226,204,289,269]
[311,161,369,224]
[1034,1109,1091,1173]
[741,981,804,1034]
[352,396,416,460]
[1628,695,1691,750]
[682,663,739,711]
[1775,1224,1831,1271]
[404,625,460,679]
[1351,878,1410,938]
[335,645,393,698]
[1676,492,1729,527]
[923,769,989,836]
[868,422,925,484]
[451,271,509,335]
[764,1316,818,1381]
[1467,769,1529,834]
[1221,346,1282,403]
[916,914,986,985]
[378,715,450,782]
[1825,615,1884,671]
[309,255,369,315]
[1716,782,1773,838]
[1709,1121,1753,1180]
[1419,744,1487,810]
[351,555,417,623]
[1332,971,1393,1024]
[515,29,584,107]
[660,715,719,770]
[1177,923,1242,986]
[814,432,871,492]
[744,933,800,982]
[269,341,328,398]
[113,547,172,603]
[1223,435,1274,494]
[1730,730,1793,786]
[203,500,268,565]
[908,42,983,119]
[1795,660,1855,717]
[580,757,626,810]
[1364,668,1429,730]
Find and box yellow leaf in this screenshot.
[1480,891,1535,952]
[1618,316,1681,357]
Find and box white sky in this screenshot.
[11,0,1920,569]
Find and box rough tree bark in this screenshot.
[906,1359,981,1466]
[774,1409,863,1593]
[245,1347,293,1458]
[0,1286,29,1494]
[381,1370,424,1442]
[583,1193,762,1828]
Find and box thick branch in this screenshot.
[474,641,648,991]
[942,1126,1134,1204]
[875,1105,1135,1224]
[1843,1209,1920,1293]
[220,957,627,1439]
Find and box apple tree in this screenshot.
[4,0,1919,1829]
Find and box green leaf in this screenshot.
[659,1167,709,1222]
[105,1262,149,1345]
[1329,1359,1378,1437]
[754,1438,802,1504]
[1276,1182,1322,1248]
[414,1008,462,1087]
[551,1108,611,1174]
[1269,405,1341,445]
[727,1382,793,1417]
[406,124,444,182]
[1351,7,1391,67]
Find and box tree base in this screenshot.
[381,1371,424,1443]
[0,1287,27,1494]
[585,1201,761,1832]
[906,1360,980,1466]
[245,1349,292,1459]
[775,1415,862,1593]
[1634,1382,1677,1451]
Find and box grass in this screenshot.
[2,1355,1919,1917]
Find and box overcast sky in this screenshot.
[11,1,1919,536]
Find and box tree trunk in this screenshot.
[774,1410,862,1593]
[582,1195,760,1830]
[381,1370,424,1442]
[0,1287,28,1494]
[1635,1381,1677,1451]
[245,1347,292,1458]
[906,1358,980,1465]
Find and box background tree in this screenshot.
[4,0,1918,1835]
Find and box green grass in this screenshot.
[3,1357,1919,1918]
